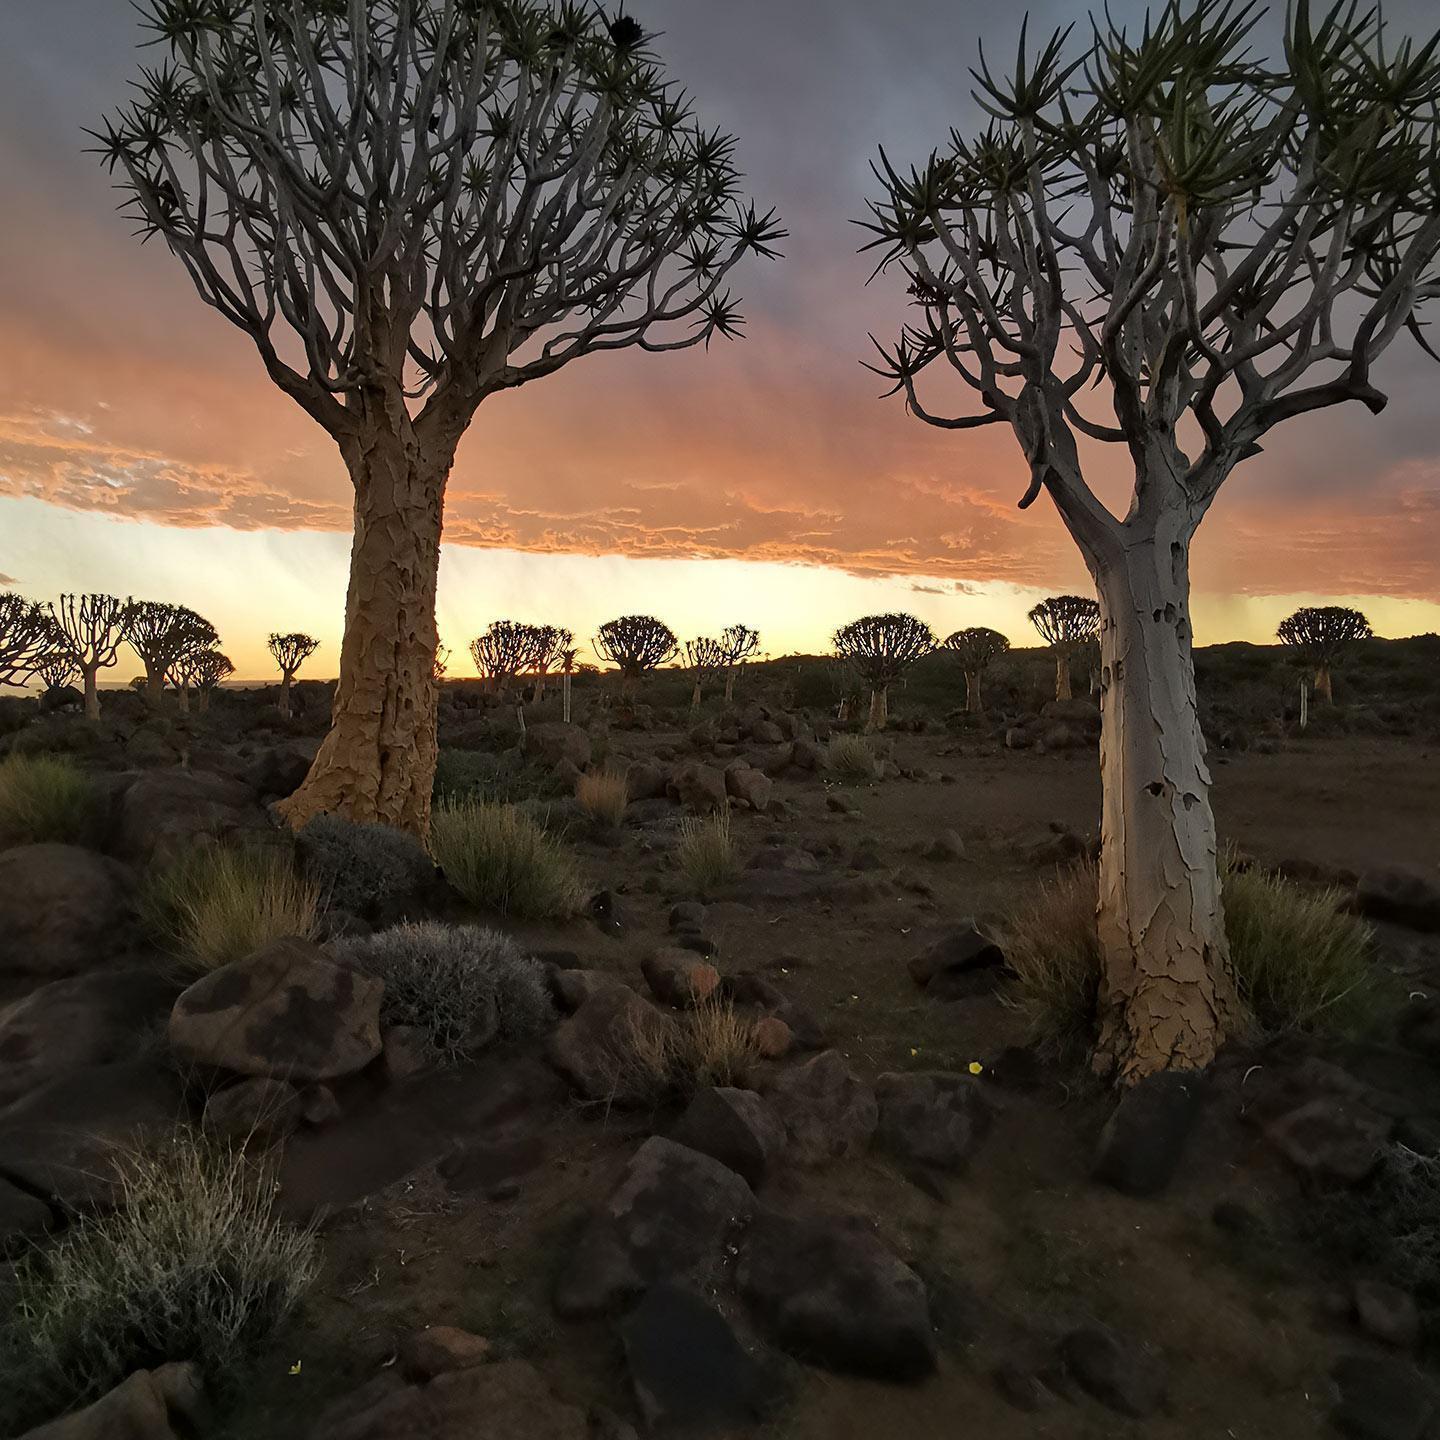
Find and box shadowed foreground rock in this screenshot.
[0,844,134,980]
[18,1362,203,1440]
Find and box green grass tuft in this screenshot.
[0,1132,315,1433]
[0,753,101,848]
[429,798,588,920]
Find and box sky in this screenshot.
[2,0,1439,680]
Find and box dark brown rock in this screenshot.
[767,1050,877,1165]
[0,844,134,981]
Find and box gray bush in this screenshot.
[297,814,435,922]
[332,921,555,1066]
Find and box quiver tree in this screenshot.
[864,0,1440,1079]
[470,621,541,694]
[684,636,726,709]
[943,627,1011,713]
[1277,605,1372,701]
[268,632,321,718]
[433,644,451,683]
[594,615,679,696]
[832,613,935,731]
[716,623,761,702]
[0,594,53,688]
[529,626,574,702]
[177,648,234,713]
[35,650,81,694]
[1028,596,1101,701]
[121,601,219,704]
[96,1,781,836]
[49,593,127,719]
[558,644,578,723]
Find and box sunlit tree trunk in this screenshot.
[724,670,737,703]
[865,686,888,732]
[278,401,448,836]
[562,672,572,725]
[1054,653,1072,701]
[964,670,982,713]
[1090,512,1241,1080]
[691,679,702,710]
[1314,665,1333,702]
[81,666,101,722]
[279,674,294,718]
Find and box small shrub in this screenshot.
[826,733,879,781]
[429,799,588,920]
[0,754,100,847]
[433,748,570,805]
[675,809,738,893]
[0,1132,315,1431]
[297,813,435,921]
[141,844,321,973]
[332,921,555,1066]
[1004,858,1381,1059]
[613,994,760,1104]
[575,768,628,827]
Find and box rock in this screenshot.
[299,1083,342,1127]
[1263,1096,1391,1184]
[244,742,315,799]
[725,766,773,811]
[641,948,720,1009]
[0,968,176,1109]
[1330,1354,1436,1440]
[201,1077,302,1144]
[737,1210,935,1381]
[400,1326,492,1381]
[310,1360,590,1440]
[906,923,1005,992]
[1397,999,1440,1065]
[169,938,384,1082]
[1356,867,1440,933]
[18,1362,203,1440]
[1354,1279,1421,1350]
[382,1025,433,1081]
[626,761,669,802]
[669,901,708,932]
[992,1361,1060,1413]
[589,887,628,935]
[117,768,271,866]
[670,1086,787,1187]
[767,1051,878,1165]
[622,1282,782,1431]
[524,721,592,771]
[1091,1071,1206,1197]
[923,830,966,861]
[672,762,729,814]
[0,1061,183,1209]
[1041,697,1102,729]
[0,844,134,981]
[555,1137,754,1318]
[826,792,859,815]
[874,1071,992,1172]
[1061,1325,1168,1418]
[753,1015,794,1059]
[790,738,824,772]
[749,719,785,745]
[547,985,676,1102]
[0,1173,53,1252]
[548,967,625,1012]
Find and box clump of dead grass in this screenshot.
[607,994,761,1105]
[675,809,738,893]
[825,733,879,781]
[575,768,628,827]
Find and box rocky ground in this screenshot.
[1,671,1439,1440]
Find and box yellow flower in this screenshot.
[909,1047,919,1057]
[968,1061,984,1076]
[288,1361,303,1376]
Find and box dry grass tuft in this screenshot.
[0,753,101,847]
[610,995,761,1105]
[675,809,738,893]
[429,798,588,920]
[141,844,321,974]
[575,768,628,827]
[0,1131,316,1431]
[825,733,879,781]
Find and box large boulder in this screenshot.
[0,844,134,981]
[671,763,728,815]
[725,765,773,812]
[310,1360,591,1440]
[1091,1071,1206,1197]
[169,938,384,1082]
[1262,1095,1392,1185]
[670,1086,788,1187]
[641,948,720,1009]
[524,722,592,771]
[737,1210,935,1381]
[555,1137,754,1318]
[18,1362,203,1440]
[0,1173,53,1252]
[117,768,272,866]
[873,1071,992,1172]
[0,1061,184,1209]
[547,984,676,1102]
[906,923,1005,994]
[766,1051,878,1165]
[625,761,669,802]
[0,968,177,1109]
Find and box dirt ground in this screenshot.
[224,731,1440,1440]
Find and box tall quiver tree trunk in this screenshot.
[81,666,101,722]
[1314,666,1333,703]
[866,686,888,732]
[964,670,982,714]
[278,395,450,836]
[1054,652,1072,702]
[279,673,294,719]
[1089,507,1241,1080]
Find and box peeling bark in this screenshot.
[277,398,449,837]
[1091,523,1242,1082]
[1054,653,1072,701]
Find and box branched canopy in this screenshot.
[469,619,542,683]
[530,624,575,676]
[863,0,1440,558]
[122,601,221,680]
[36,651,81,692]
[594,614,678,677]
[269,630,321,677]
[94,0,784,444]
[1029,595,1100,649]
[832,613,936,686]
[51,593,128,675]
[684,635,727,677]
[178,648,236,690]
[0,595,53,687]
[944,625,1011,671]
[1276,603,1372,663]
